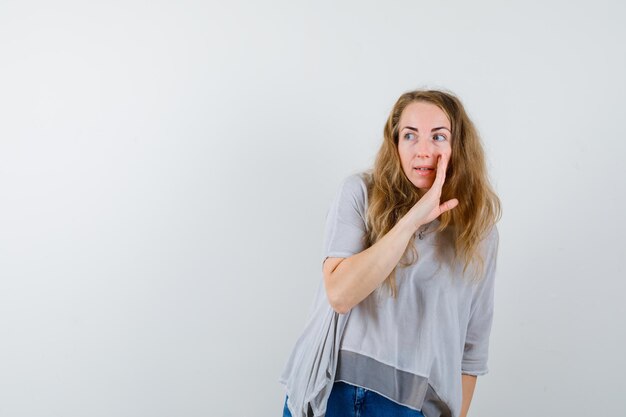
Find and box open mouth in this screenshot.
[414,167,435,176]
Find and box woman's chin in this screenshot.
[410,180,433,195]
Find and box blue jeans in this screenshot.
[282,381,425,417]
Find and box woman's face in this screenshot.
[397,101,452,195]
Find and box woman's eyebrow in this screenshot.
[402,126,451,133]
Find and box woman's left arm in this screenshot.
[460,227,499,415]
[460,374,477,417]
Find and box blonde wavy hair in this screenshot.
[364,89,501,297]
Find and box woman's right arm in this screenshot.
[323,216,417,314]
[324,154,458,314]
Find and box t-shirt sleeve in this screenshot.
[321,174,369,266]
[462,226,499,376]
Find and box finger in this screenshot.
[439,198,459,214]
[432,155,443,188]
[434,154,448,189]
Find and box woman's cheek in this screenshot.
[439,145,452,159]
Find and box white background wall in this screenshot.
[1,1,625,416]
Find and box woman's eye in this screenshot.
[433,134,447,142]
[404,132,415,140]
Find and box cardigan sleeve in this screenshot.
[461,226,499,376]
[321,173,369,265]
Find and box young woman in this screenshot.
[279,89,501,417]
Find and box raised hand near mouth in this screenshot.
[403,153,459,231]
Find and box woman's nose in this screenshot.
[415,140,434,158]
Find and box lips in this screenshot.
[414,166,435,176]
